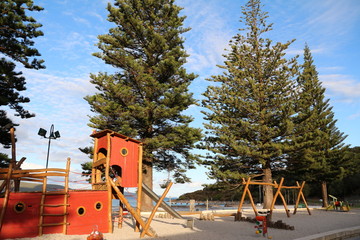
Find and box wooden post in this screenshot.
[0,167,13,231]
[0,128,16,231]
[270,178,290,218]
[63,158,71,234]
[294,181,311,215]
[10,127,16,167]
[39,172,48,236]
[135,144,143,232]
[91,137,99,189]
[14,157,26,192]
[246,187,259,216]
[189,199,195,212]
[108,179,155,237]
[0,157,26,193]
[237,177,251,214]
[140,182,173,238]
[106,132,113,233]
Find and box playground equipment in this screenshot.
[0,128,182,239]
[236,177,311,219]
[326,194,350,212]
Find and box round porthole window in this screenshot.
[14,201,26,213]
[77,206,86,216]
[95,201,103,211]
[120,147,128,156]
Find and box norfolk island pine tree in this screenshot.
[85,0,202,210]
[200,0,298,209]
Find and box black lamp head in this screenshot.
[54,131,60,138]
[38,128,47,137]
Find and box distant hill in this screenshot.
[1,181,66,192]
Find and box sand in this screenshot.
[6,208,360,240]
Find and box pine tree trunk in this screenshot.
[141,161,154,211]
[321,181,328,208]
[263,167,273,209]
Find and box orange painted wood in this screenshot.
[66,190,109,235]
[0,192,43,239]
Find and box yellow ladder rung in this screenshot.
[42,213,68,217]
[40,222,69,227]
[42,204,70,207]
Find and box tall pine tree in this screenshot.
[0,0,44,148]
[201,0,298,208]
[287,44,347,207]
[86,0,202,210]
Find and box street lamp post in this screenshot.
[38,124,60,168]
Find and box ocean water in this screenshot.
[112,195,237,212]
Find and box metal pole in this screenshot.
[45,124,54,169]
[46,135,51,168]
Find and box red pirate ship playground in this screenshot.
[0,129,181,239]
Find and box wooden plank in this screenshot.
[11,168,68,173]
[42,204,70,207]
[41,223,69,227]
[140,182,172,238]
[270,178,290,218]
[11,172,68,178]
[243,181,276,187]
[38,177,47,236]
[42,213,68,216]
[237,177,251,213]
[0,155,14,231]
[63,158,70,234]
[246,187,258,216]
[14,157,26,192]
[136,144,143,232]
[293,181,311,215]
[108,179,154,237]
[106,132,112,234]
[93,158,106,168]
[91,137,99,188]
[16,178,44,182]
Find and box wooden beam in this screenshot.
[293,181,311,215]
[108,179,154,237]
[92,158,106,168]
[135,144,143,232]
[106,132,112,233]
[140,182,172,238]
[0,154,14,231]
[237,177,251,213]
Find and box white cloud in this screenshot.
[320,74,360,100]
[180,1,234,74]
[21,162,45,169]
[286,47,325,56]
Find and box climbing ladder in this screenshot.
[38,158,71,236]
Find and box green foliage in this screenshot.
[78,146,94,182]
[201,0,297,184]
[0,153,11,168]
[80,161,93,183]
[286,45,348,183]
[327,147,360,197]
[85,0,202,183]
[0,0,44,148]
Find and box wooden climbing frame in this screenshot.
[237,177,311,218]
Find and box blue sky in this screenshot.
[2,0,360,197]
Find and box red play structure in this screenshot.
[0,129,178,239]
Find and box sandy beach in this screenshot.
[6,207,360,240]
